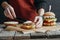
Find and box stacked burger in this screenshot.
[43,12,57,26]
[43,5,57,26]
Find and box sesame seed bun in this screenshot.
[44,12,55,16]
[4,21,19,26]
[4,21,19,24]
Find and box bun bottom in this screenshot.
[20,25,33,30]
[43,22,56,26]
[5,24,17,26]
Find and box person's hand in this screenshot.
[34,16,43,28]
[2,2,16,19]
[4,6,16,19]
[34,8,45,28]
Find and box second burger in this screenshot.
[43,12,57,26]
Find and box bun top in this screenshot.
[4,21,19,24]
[24,21,32,24]
[44,12,55,16]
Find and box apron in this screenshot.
[8,0,38,21]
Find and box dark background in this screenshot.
[0,0,60,23]
[46,0,60,22]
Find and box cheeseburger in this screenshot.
[43,12,57,26]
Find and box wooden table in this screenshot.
[0,22,60,40]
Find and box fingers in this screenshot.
[4,8,14,19]
[36,17,42,26]
[35,16,43,28]
[36,21,43,28]
[9,6,16,18]
[7,8,14,19]
[34,16,39,22]
[4,5,16,19]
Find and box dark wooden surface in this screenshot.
[0,23,60,40]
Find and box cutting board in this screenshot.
[5,24,60,34]
[35,26,60,33]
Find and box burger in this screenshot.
[20,21,35,30]
[43,12,57,26]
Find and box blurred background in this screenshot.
[0,0,60,23]
[46,0,60,22]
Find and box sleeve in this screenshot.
[0,0,8,5]
[34,0,47,10]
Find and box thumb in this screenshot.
[4,8,14,19]
[9,6,16,18]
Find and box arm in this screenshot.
[1,1,10,9]
[0,0,8,6]
[0,0,10,9]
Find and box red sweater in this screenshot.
[8,0,38,21]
